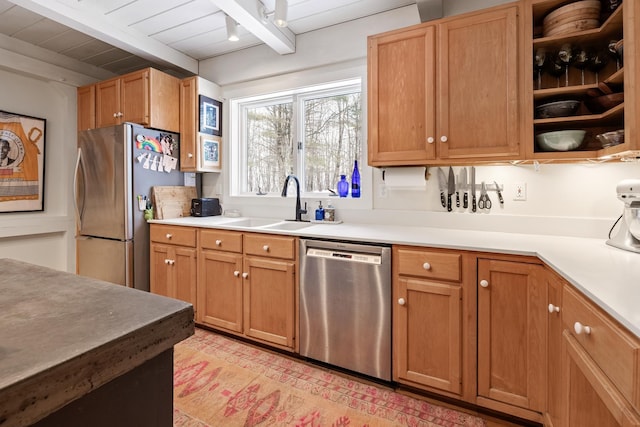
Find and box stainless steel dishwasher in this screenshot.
[299,238,392,381]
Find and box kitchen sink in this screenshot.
[261,221,313,231]
[224,218,281,228]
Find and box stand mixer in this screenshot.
[606,179,640,253]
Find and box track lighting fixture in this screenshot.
[259,0,288,28]
[225,14,239,41]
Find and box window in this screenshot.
[232,79,361,195]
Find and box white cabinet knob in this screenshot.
[113,112,118,118]
[440,136,448,143]
[165,233,172,239]
[118,112,124,118]
[574,322,591,335]
[263,245,269,252]
[398,298,406,306]
[480,279,489,288]
[548,303,560,313]
[215,239,222,246]
[164,259,175,265]
[242,272,249,279]
[422,262,431,271]
[233,270,240,277]
[187,153,194,158]
[427,137,434,144]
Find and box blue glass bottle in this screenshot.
[337,175,349,197]
[351,160,360,198]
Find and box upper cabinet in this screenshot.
[527,0,639,160]
[77,68,180,133]
[179,76,223,172]
[368,3,523,166]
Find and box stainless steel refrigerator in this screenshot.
[75,123,184,291]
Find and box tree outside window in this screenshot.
[237,80,361,195]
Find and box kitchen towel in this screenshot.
[383,167,427,189]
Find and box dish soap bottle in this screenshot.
[315,200,324,221]
[337,175,349,197]
[351,160,360,198]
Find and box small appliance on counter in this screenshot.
[606,179,640,253]
[190,198,222,217]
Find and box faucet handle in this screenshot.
[300,202,307,214]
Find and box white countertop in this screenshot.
[151,216,640,338]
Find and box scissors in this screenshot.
[478,182,492,210]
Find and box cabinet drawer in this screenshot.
[244,233,296,260]
[563,286,640,409]
[395,247,461,282]
[200,229,243,253]
[150,225,196,247]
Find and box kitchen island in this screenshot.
[0,258,194,427]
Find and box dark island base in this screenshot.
[32,349,173,427]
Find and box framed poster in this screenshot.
[199,134,221,172]
[199,95,222,136]
[0,110,46,212]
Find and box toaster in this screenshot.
[190,198,222,217]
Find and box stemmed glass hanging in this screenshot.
[587,49,609,84]
[534,49,546,90]
[556,44,574,87]
[573,47,589,85]
[547,53,565,88]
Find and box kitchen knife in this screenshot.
[447,167,455,212]
[471,166,476,212]
[437,168,447,208]
[494,181,504,206]
[460,168,468,209]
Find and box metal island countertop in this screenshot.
[0,258,194,427]
[151,215,640,339]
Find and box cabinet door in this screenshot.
[477,259,546,412]
[179,77,197,171]
[368,25,436,166]
[198,250,243,332]
[243,256,295,349]
[77,84,95,131]
[173,246,197,308]
[546,270,564,427]
[563,331,640,427]
[438,6,521,160]
[150,243,171,298]
[95,78,121,128]
[121,69,150,126]
[394,277,461,395]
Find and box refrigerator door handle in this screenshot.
[73,147,86,229]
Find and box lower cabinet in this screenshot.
[476,256,547,420]
[393,246,472,398]
[149,225,197,309]
[545,268,564,427]
[560,286,640,427]
[198,229,297,351]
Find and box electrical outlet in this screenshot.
[514,182,527,201]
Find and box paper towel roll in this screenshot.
[383,167,427,189]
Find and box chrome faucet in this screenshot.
[281,174,307,221]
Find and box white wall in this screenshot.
[199,2,640,240]
[0,66,78,272]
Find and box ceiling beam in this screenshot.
[8,0,199,75]
[209,0,295,55]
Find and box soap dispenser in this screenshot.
[324,200,335,222]
[315,200,324,221]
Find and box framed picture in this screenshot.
[0,110,46,213]
[199,95,222,136]
[199,134,221,172]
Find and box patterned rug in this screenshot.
[173,328,486,427]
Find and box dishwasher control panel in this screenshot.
[306,248,382,265]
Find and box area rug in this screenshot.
[173,328,486,427]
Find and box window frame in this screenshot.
[231,78,363,198]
